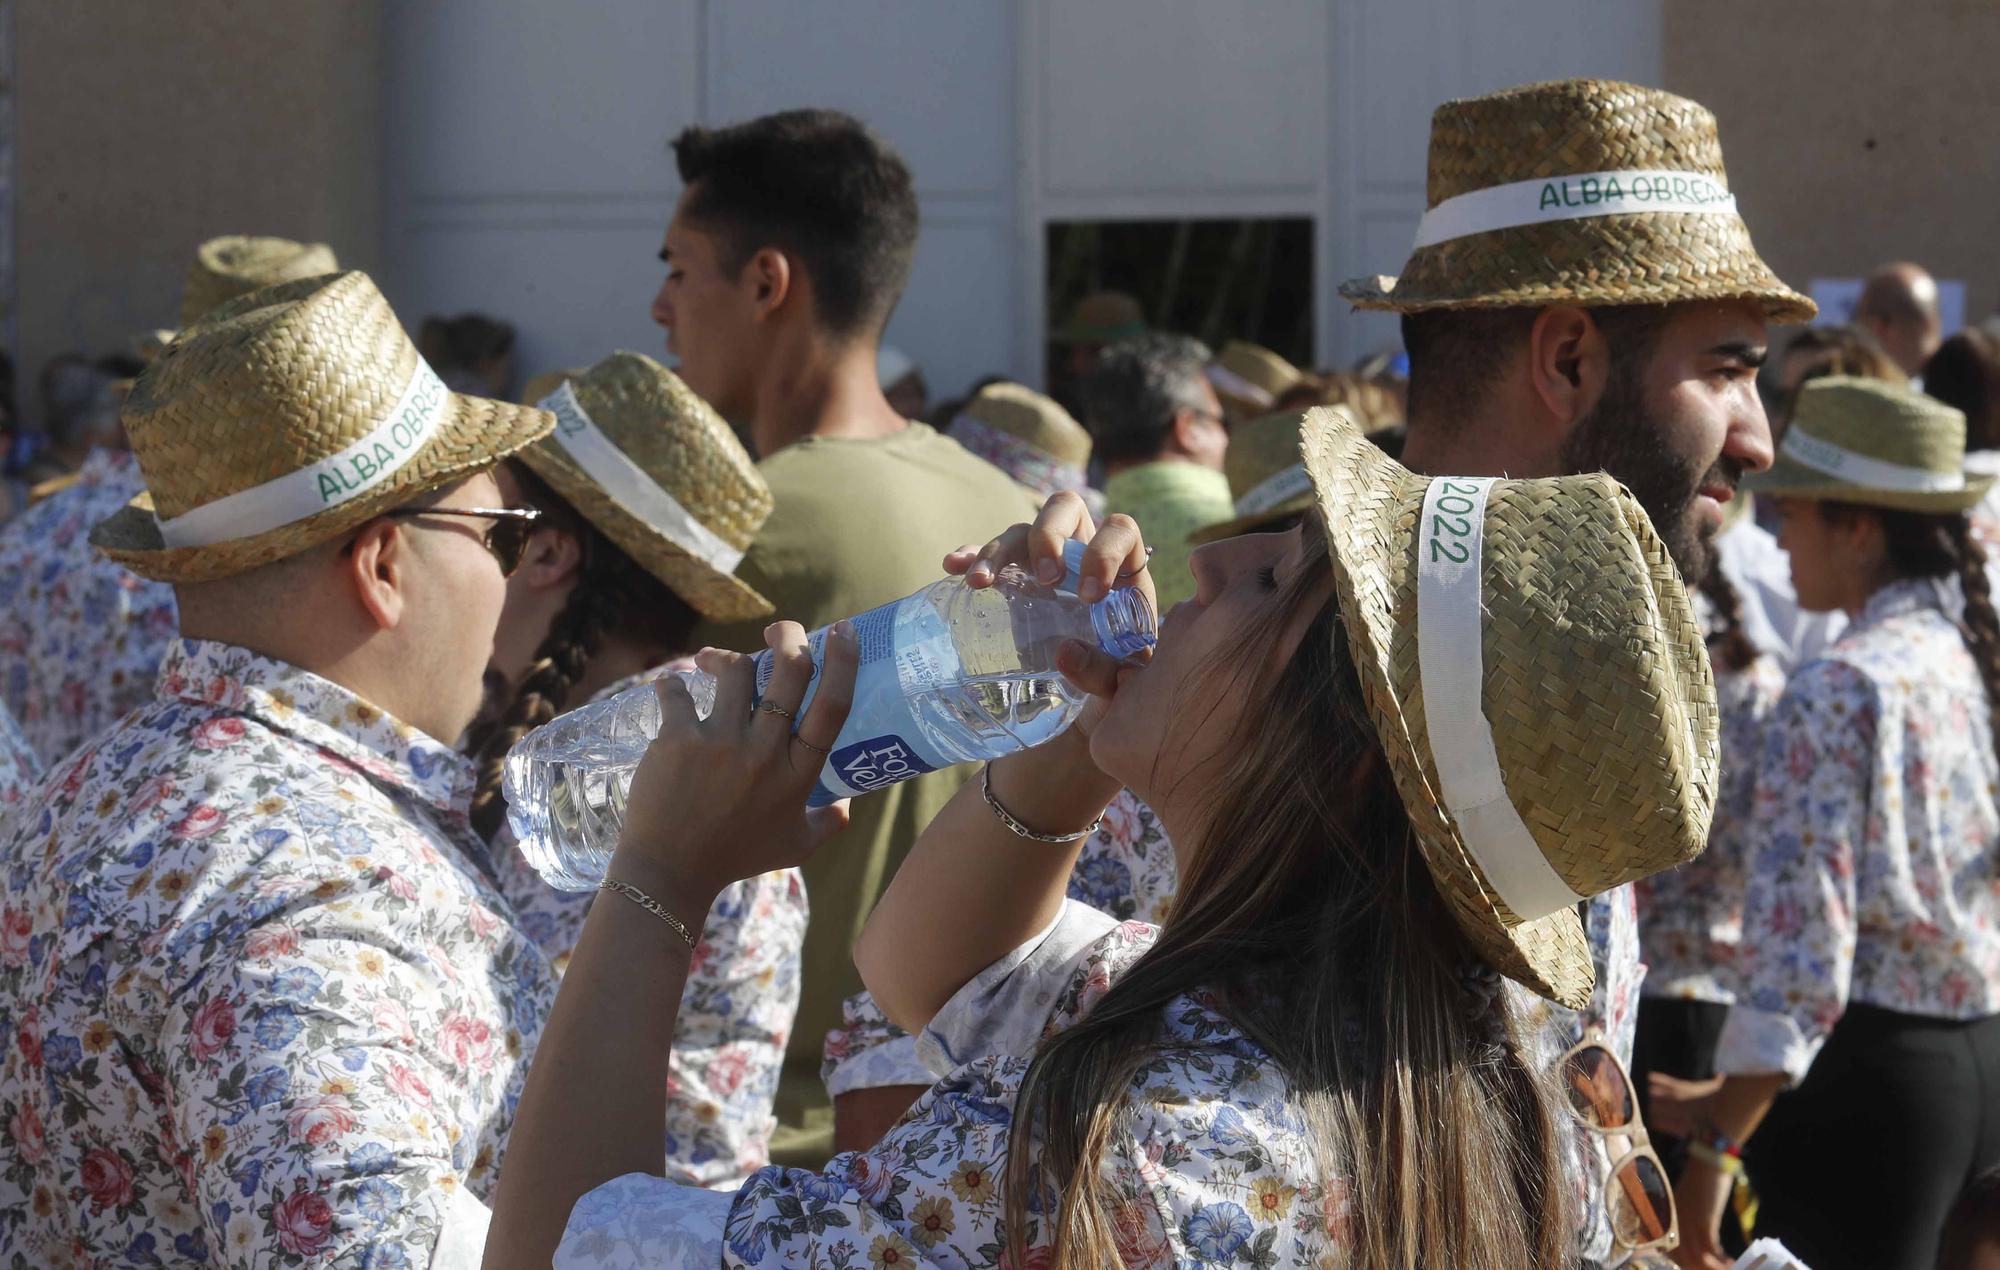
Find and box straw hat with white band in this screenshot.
[93,272,553,582]
[1208,340,1302,421]
[947,381,1093,499]
[1747,376,1994,513]
[1190,411,1317,544]
[1339,78,1814,321]
[1303,406,1718,1007]
[179,235,341,329]
[525,352,773,622]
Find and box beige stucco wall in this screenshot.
[16,1,383,386]
[1663,0,2000,333]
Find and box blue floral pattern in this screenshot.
[1719,579,2000,1082]
[0,701,37,826]
[0,449,179,765]
[819,788,1177,1098]
[488,663,807,1188]
[0,640,558,1265]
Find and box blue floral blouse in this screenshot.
[1719,580,2000,1083]
[0,448,178,765]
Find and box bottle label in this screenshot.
[828,734,938,793]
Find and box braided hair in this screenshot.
[1698,566,1759,674]
[465,462,701,842]
[1820,502,2000,759]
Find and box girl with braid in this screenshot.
[466,352,800,1189]
[1655,378,2000,1270]
[1631,510,1787,1189]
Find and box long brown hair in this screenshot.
[1817,501,2000,756]
[465,461,700,841]
[1004,528,1571,1268]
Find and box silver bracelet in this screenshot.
[599,878,699,949]
[980,765,1101,843]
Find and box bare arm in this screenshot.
[484,623,857,1269]
[855,494,1146,1035]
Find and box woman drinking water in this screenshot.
[485,407,1715,1268]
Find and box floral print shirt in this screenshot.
[0,448,178,765]
[1636,628,1789,1003]
[0,702,38,828]
[1719,580,2000,1084]
[819,788,1175,1097]
[816,790,1634,1267]
[557,902,1356,1268]
[0,640,557,1268]
[488,664,807,1189]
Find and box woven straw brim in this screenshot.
[92,392,554,582]
[1746,456,1996,514]
[519,443,773,623]
[1302,406,1717,1008]
[1338,211,1815,322]
[1188,494,1316,545]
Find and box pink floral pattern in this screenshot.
[1720,579,2000,1082]
[0,449,179,764]
[489,664,808,1188]
[0,639,558,1266]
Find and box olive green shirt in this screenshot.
[1103,461,1235,611]
[694,422,1041,1165]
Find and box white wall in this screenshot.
[384,0,1662,402]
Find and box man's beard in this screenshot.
[1557,362,1738,585]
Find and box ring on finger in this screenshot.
[755,701,797,723]
[792,735,831,758]
[1116,547,1158,579]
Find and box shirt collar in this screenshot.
[1856,576,1946,628]
[155,639,475,816]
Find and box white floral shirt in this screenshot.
[1637,638,1789,1003]
[817,790,1637,1267]
[0,640,558,1267]
[819,787,1176,1097]
[1719,580,2000,1084]
[558,903,1357,1268]
[488,664,807,1189]
[0,448,178,765]
[0,701,38,826]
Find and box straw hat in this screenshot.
[947,381,1093,498]
[1747,376,1993,513]
[525,352,774,622]
[1339,79,1813,322]
[1303,406,1718,1006]
[179,235,340,328]
[1190,411,1316,544]
[1052,291,1147,345]
[1208,340,1302,419]
[93,272,553,582]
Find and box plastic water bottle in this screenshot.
[503,540,1155,890]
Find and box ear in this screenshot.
[1526,306,1613,430]
[748,247,793,321]
[344,518,408,632]
[1169,407,1220,455]
[517,525,586,592]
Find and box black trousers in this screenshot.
[1743,1003,2000,1270]
[1633,995,1731,1175]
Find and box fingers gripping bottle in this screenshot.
[503,540,1155,890]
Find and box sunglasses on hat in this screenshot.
[1559,1028,1679,1254]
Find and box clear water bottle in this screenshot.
[503,540,1156,891]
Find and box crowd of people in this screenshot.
[0,75,1996,1270]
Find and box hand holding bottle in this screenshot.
[607,620,859,903]
[945,490,1155,730]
